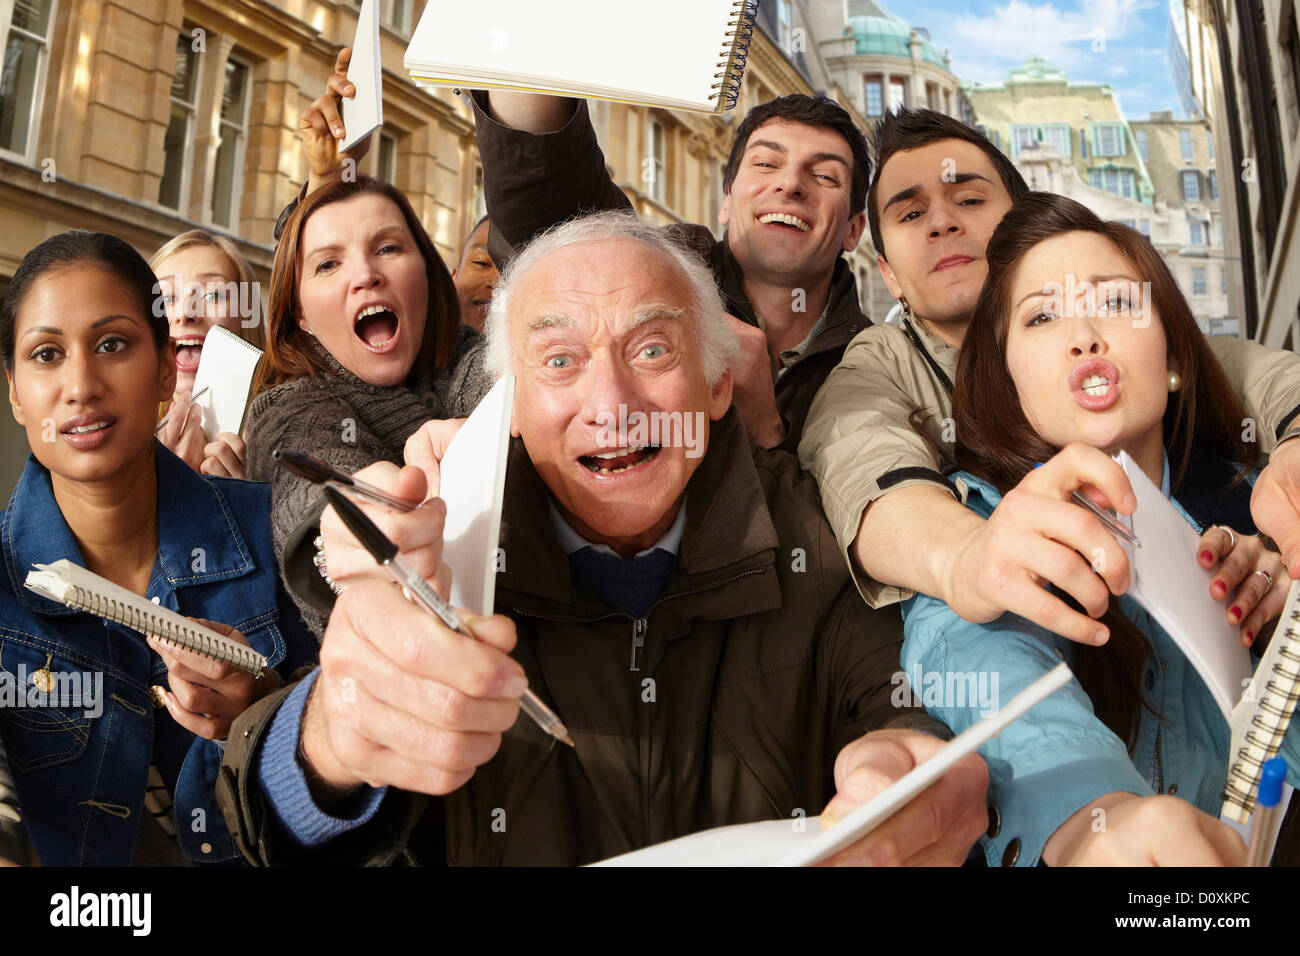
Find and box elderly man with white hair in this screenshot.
[216,212,989,866]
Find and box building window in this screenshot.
[1208,168,1218,200]
[1190,220,1204,245]
[377,131,397,183]
[1221,267,1227,293]
[381,0,411,33]
[1192,265,1207,296]
[647,119,666,203]
[943,88,951,115]
[159,31,201,210]
[1179,128,1194,161]
[1042,123,1071,156]
[926,82,938,110]
[1139,219,1151,237]
[1216,218,1223,245]
[888,78,906,111]
[1136,128,1148,160]
[776,0,793,53]
[0,0,56,159]
[1079,129,1089,159]
[1181,169,1201,201]
[473,166,486,220]
[1206,130,1214,160]
[211,56,251,230]
[1010,123,1037,156]
[1091,123,1125,157]
[864,76,883,117]
[1091,168,1134,198]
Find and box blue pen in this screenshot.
[1033,462,1141,547]
[1246,757,1288,866]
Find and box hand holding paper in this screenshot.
[299,47,373,192]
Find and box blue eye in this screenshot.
[546,355,572,369]
[641,344,666,360]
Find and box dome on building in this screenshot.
[846,3,949,69]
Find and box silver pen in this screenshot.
[321,486,575,748]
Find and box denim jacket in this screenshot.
[0,444,316,865]
[901,465,1300,867]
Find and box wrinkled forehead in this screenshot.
[509,238,694,334]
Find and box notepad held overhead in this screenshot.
[404,0,759,113]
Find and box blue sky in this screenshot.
[871,0,1188,120]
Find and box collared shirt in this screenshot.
[0,444,316,865]
[547,499,686,558]
[761,307,829,382]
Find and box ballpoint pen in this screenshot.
[155,385,211,434]
[321,485,575,748]
[1246,757,1288,866]
[1032,463,1141,547]
[274,448,416,512]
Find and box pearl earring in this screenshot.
[1167,371,1182,392]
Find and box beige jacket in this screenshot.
[799,317,1300,607]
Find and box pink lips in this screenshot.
[932,256,973,272]
[60,412,117,451]
[1070,358,1121,411]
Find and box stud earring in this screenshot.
[1167,371,1182,392]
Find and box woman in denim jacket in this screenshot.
[901,193,1300,866]
[0,232,316,865]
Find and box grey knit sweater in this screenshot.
[247,325,491,635]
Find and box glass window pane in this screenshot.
[212,124,239,226]
[11,0,52,35]
[865,79,882,116]
[171,34,198,103]
[0,32,41,154]
[221,60,249,124]
[1179,128,1193,160]
[158,102,189,208]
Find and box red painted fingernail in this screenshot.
[1229,606,1241,623]
[1200,550,1213,562]
[1246,630,1255,643]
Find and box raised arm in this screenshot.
[471,91,632,263]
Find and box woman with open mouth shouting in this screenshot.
[246,174,490,635]
[151,230,267,480]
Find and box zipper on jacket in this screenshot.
[629,618,648,672]
[1153,727,1165,794]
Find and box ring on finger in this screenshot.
[1215,525,1236,551]
[1253,569,1274,591]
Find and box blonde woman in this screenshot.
[150,230,266,479]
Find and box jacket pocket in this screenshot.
[0,638,95,773]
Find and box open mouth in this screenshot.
[60,414,117,449]
[354,303,399,350]
[577,445,661,475]
[1080,373,1110,398]
[757,212,811,232]
[174,337,204,372]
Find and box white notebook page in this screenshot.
[405,0,741,110]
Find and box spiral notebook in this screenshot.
[1222,577,1300,824]
[189,325,264,442]
[24,560,267,677]
[404,0,759,113]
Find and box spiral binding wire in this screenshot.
[710,0,759,112]
[1221,603,1300,816]
[69,585,264,676]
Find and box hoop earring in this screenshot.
[900,296,911,317]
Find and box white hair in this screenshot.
[484,211,740,386]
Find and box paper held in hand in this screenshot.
[592,663,1074,866]
[437,374,515,617]
[340,0,383,153]
[403,0,760,113]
